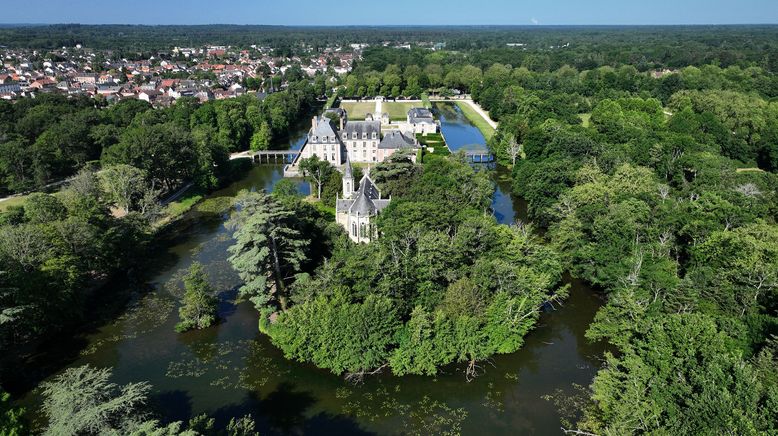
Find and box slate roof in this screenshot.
[342,120,380,139]
[350,190,377,215]
[311,116,338,140]
[408,107,434,124]
[378,130,417,149]
[336,174,390,216]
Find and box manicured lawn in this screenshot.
[579,113,591,127]
[339,101,420,121]
[338,102,377,120]
[454,101,495,140]
[384,101,418,120]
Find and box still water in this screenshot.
[17,104,604,435]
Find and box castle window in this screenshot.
[372,132,376,139]
[360,223,367,238]
[352,223,357,236]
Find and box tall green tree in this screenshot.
[298,155,333,200]
[41,365,151,435]
[227,191,309,311]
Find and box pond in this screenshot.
[16,105,604,435]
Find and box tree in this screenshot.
[581,314,778,435]
[249,122,271,151]
[23,193,67,224]
[227,191,309,311]
[175,262,218,333]
[269,293,400,375]
[99,164,159,216]
[0,387,25,436]
[298,155,332,200]
[271,179,300,199]
[41,365,151,435]
[506,135,521,166]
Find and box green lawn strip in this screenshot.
[325,92,338,109]
[385,101,416,120]
[578,113,591,127]
[339,102,375,119]
[164,186,206,219]
[454,101,495,140]
[0,195,28,212]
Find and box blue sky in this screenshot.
[1,0,776,25]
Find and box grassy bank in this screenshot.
[0,195,28,212]
[454,101,496,140]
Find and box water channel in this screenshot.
[17,102,605,435]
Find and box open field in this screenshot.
[454,101,496,140]
[339,101,419,121]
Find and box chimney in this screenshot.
[312,116,318,131]
[339,116,344,131]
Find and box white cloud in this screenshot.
[531,17,539,25]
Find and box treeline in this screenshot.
[227,153,568,378]
[481,66,778,171]
[346,50,778,172]
[503,94,778,431]
[0,80,317,195]
[2,25,778,73]
[350,46,778,100]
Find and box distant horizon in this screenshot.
[1,0,775,27]
[2,23,778,27]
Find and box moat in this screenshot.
[18,102,605,435]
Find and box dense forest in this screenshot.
[1,25,777,434]
[347,41,778,434]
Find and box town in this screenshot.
[0,43,358,103]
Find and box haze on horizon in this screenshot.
[1,0,776,26]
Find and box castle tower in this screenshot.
[342,156,354,198]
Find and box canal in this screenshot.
[17,103,605,435]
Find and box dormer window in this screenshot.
[362,133,367,139]
[372,132,377,139]
[313,136,318,142]
[352,132,357,139]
